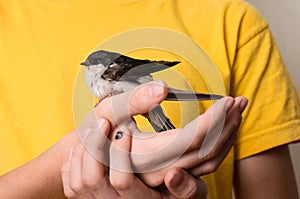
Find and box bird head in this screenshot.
[81,50,122,67]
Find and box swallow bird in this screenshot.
[81,50,223,132]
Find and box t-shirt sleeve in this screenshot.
[231,18,300,160]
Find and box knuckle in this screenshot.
[146,174,164,187]
[70,182,85,193]
[111,180,128,191]
[136,172,164,187]
[82,176,99,190]
[110,176,133,191]
[63,189,76,199]
[203,161,220,175]
[190,137,202,150]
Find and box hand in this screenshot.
[71,82,247,187]
[78,80,247,186]
[61,118,208,199]
[133,95,247,186]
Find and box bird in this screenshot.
[81,50,223,132]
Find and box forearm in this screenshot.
[0,131,79,199]
[0,81,165,198]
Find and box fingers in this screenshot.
[189,128,237,176]
[61,144,95,198]
[109,127,160,199]
[185,96,235,154]
[130,97,236,172]
[62,118,119,198]
[81,118,111,165]
[95,80,168,127]
[127,80,169,116]
[109,127,133,176]
[81,149,109,197]
[179,96,248,176]
[61,148,75,198]
[196,96,247,161]
[164,168,207,199]
[134,96,248,186]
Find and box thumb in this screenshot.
[97,80,168,127]
[164,168,207,199]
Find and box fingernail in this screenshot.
[225,97,235,111]
[115,131,123,140]
[148,80,166,98]
[169,170,184,188]
[239,98,248,113]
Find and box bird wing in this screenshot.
[102,54,180,83]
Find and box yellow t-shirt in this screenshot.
[1,0,300,198]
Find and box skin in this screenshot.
[62,120,208,199]
[62,81,299,199]
[61,80,248,198]
[0,80,229,199]
[234,145,299,199]
[0,81,298,198]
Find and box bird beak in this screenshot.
[80,61,89,66]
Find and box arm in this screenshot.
[228,5,300,198]
[61,82,247,198]
[0,81,213,199]
[234,145,299,199]
[0,131,78,199]
[0,80,168,198]
[0,80,244,198]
